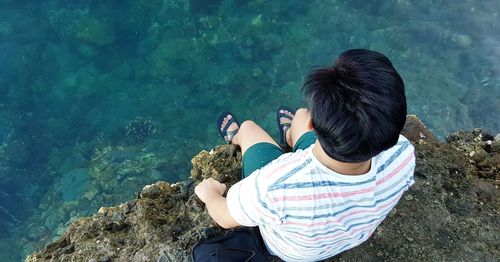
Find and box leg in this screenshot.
[220,116,283,177]
[232,120,279,155]
[234,121,283,177]
[286,108,315,150]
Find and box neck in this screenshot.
[312,140,371,175]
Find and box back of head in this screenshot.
[304,49,407,163]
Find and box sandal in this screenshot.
[217,111,240,144]
[277,106,296,147]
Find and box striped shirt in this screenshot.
[227,135,415,261]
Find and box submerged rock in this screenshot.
[57,168,90,202]
[0,21,13,35]
[26,117,499,261]
[124,117,157,145]
[49,9,115,46]
[74,16,115,46]
[452,33,473,48]
[26,147,237,261]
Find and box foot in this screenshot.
[220,114,240,143]
[278,108,295,147]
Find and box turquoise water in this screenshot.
[0,0,499,260]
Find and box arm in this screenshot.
[194,178,240,229]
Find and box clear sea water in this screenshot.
[0,0,499,260]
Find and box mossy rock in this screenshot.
[74,16,114,46]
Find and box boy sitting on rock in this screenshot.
[195,49,415,261]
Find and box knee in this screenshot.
[295,108,310,119]
[240,120,257,132]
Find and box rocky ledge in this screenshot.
[26,116,499,261]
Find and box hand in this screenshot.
[194,178,227,203]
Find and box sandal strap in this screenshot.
[281,123,291,141]
[280,114,294,121]
[281,122,292,128]
[221,117,237,136]
[225,127,239,143]
[277,106,296,148]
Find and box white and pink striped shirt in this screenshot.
[227,135,415,261]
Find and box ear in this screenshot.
[306,117,314,131]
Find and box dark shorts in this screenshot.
[242,131,317,178]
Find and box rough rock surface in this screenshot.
[26,117,499,261]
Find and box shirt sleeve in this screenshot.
[226,168,284,227]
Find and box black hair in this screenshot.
[304,49,407,163]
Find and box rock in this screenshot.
[124,117,157,144]
[77,44,98,58]
[148,38,197,79]
[477,170,495,179]
[401,115,439,143]
[491,140,500,153]
[1,138,31,168]
[0,21,13,35]
[77,198,91,214]
[57,168,90,202]
[27,116,500,261]
[190,145,242,184]
[189,0,223,15]
[475,180,499,201]
[49,9,115,46]
[452,34,473,48]
[111,212,124,224]
[404,194,414,201]
[470,147,488,163]
[73,16,115,46]
[123,201,135,214]
[260,34,284,52]
[235,46,253,60]
[26,224,51,242]
[140,183,165,199]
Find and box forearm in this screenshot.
[205,194,240,229]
